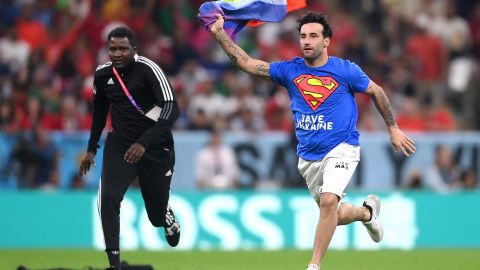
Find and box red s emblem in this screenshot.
[293,75,339,111]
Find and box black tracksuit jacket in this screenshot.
[87,55,179,153]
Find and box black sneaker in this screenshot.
[164,205,180,247]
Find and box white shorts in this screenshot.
[298,143,360,203]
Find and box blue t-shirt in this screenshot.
[270,56,370,160]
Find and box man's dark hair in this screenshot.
[297,11,333,39]
[107,26,137,47]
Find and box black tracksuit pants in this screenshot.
[98,132,174,251]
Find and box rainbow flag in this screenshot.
[199,0,306,41]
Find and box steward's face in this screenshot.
[108,37,136,69]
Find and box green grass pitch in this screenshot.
[0,249,478,270]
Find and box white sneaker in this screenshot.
[362,194,384,243]
[307,264,319,270]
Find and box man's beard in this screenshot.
[304,50,322,62]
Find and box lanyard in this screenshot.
[112,66,145,114]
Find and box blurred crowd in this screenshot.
[403,144,478,192]
[1,0,480,135]
[0,0,479,190]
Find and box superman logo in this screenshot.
[293,75,339,111]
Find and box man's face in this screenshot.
[108,37,136,69]
[299,23,330,61]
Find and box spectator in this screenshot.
[194,131,239,190]
[16,3,49,51]
[459,168,477,190]
[402,169,424,190]
[0,26,30,73]
[56,94,91,133]
[425,144,461,192]
[189,109,213,131]
[20,96,44,131]
[172,84,190,130]
[0,0,21,28]
[216,68,237,97]
[29,126,60,190]
[395,95,427,132]
[269,131,304,188]
[405,15,447,106]
[0,97,18,133]
[357,106,385,132]
[264,88,293,132]
[5,133,36,189]
[188,75,228,128]
[430,0,472,59]
[176,59,209,96]
[229,76,264,133]
[230,106,264,134]
[423,95,457,131]
[469,3,480,60]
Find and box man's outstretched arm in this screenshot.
[210,14,271,80]
[365,80,416,157]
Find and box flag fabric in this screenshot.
[198,0,306,41]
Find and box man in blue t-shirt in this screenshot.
[210,11,415,270]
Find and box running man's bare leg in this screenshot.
[309,192,339,267]
[337,202,371,225]
[309,195,372,268]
